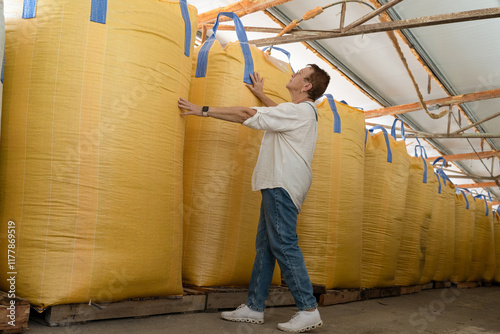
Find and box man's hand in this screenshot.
[178,97,202,116]
[246,72,265,97]
[246,72,278,107]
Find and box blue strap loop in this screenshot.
[435,172,442,194]
[485,190,492,202]
[90,0,107,24]
[322,94,341,134]
[414,138,428,158]
[366,126,393,163]
[456,188,470,210]
[432,157,454,185]
[391,118,406,141]
[474,194,490,216]
[433,157,453,186]
[261,46,294,73]
[414,145,428,184]
[435,168,453,187]
[22,0,37,19]
[195,12,254,84]
[432,157,446,169]
[179,0,192,57]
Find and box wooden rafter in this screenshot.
[249,8,500,46]
[428,150,500,162]
[197,0,293,26]
[364,88,500,118]
[447,175,500,180]
[458,182,499,189]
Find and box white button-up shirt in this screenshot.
[243,101,318,211]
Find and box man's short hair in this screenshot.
[304,64,330,101]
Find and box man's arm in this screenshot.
[178,98,256,124]
[246,72,278,107]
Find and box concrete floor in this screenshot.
[27,286,500,334]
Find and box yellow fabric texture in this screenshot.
[182,42,292,286]
[362,131,410,288]
[468,198,494,282]
[494,210,500,283]
[297,99,365,290]
[0,1,3,128]
[0,0,197,308]
[419,173,456,283]
[451,193,476,283]
[419,174,441,284]
[432,176,456,282]
[395,154,435,286]
[482,202,496,282]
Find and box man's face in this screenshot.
[286,67,313,92]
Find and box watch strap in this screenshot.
[202,106,209,117]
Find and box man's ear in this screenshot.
[302,82,313,93]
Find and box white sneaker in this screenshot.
[278,309,323,333]
[221,304,264,324]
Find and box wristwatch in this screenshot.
[202,106,209,117]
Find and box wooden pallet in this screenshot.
[319,289,361,306]
[0,292,30,334]
[34,289,206,327]
[433,281,452,289]
[319,286,403,307]
[451,281,479,289]
[420,282,434,290]
[400,285,422,295]
[361,286,401,300]
[186,285,295,312]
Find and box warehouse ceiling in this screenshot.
[190,0,500,209]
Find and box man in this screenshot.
[178,64,330,333]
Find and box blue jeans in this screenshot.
[247,188,317,312]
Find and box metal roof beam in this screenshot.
[364,88,500,118]
[249,7,500,46]
[452,111,500,135]
[342,0,405,32]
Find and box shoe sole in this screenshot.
[278,320,323,333]
[221,316,264,324]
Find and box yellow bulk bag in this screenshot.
[468,195,493,282]
[419,172,443,284]
[431,165,456,282]
[297,95,365,290]
[0,0,4,126]
[395,145,435,286]
[0,0,197,308]
[183,13,290,287]
[362,122,410,288]
[482,194,496,282]
[451,189,476,283]
[494,208,500,283]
